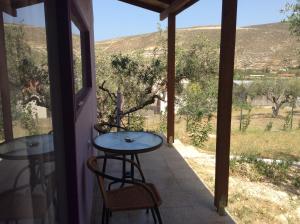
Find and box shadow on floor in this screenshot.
[90,139,235,224]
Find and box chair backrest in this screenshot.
[86,157,108,204]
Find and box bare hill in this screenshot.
[95,23,300,70]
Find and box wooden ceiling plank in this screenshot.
[118,0,168,12]
[174,0,198,16]
[12,0,44,9]
[0,0,17,16]
[160,0,198,20]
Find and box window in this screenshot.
[0,3,58,222]
[70,5,92,111]
[71,21,83,93]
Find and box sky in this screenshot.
[93,0,291,41]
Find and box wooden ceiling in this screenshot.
[118,0,199,20]
[0,0,43,16]
[0,0,198,20]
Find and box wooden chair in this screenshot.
[87,155,163,224]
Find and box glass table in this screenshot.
[93,131,163,154]
[0,134,54,160]
[93,131,163,186]
[0,134,54,190]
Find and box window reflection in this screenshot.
[0,3,57,223]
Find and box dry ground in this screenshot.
[145,106,300,160]
[173,140,300,224]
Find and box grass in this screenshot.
[144,106,300,160]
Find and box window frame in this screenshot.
[70,3,92,115]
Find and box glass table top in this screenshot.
[93,131,163,153]
[0,134,54,160]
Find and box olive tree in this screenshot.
[5,24,50,109]
[177,36,219,146]
[249,79,300,117]
[233,82,252,131]
[283,0,300,38]
[96,52,166,126]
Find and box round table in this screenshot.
[93,131,163,154]
[0,134,54,190]
[93,131,163,186]
[0,134,54,161]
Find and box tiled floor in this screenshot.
[91,140,235,224]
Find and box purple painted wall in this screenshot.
[72,0,97,223]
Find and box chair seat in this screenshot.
[106,183,162,211]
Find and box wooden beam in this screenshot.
[174,0,198,16]
[0,13,13,141]
[167,13,175,144]
[160,0,198,21]
[44,1,79,223]
[0,0,17,16]
[214,0,238,215]
[118,0,168,13]
[11,0,43,9]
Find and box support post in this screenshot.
[44,1,79,223]
[167,13,176,144]
[0,13,13,141]
[214,0,238,214]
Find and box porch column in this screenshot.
[214,0,238,214]
[167,13,175,143]
[0,13,13,141]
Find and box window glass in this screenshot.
[0,3,58,223]
[71,21,83,93]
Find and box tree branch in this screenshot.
[121,94,164,117]
[22,95,47,108]
[98,81,117,104]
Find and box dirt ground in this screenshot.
[173,139,300,224]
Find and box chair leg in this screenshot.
[150,208,157,224]
[154,207,163,224]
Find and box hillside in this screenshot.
[95,23,300,71]
[7,22,299,71]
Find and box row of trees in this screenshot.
[95,2,300,144]
[95,32,219,135]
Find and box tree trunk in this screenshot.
[239,107,243,131]
[186,115,189,132]
[291,103,294,129]
[272,103,280,117]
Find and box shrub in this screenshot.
[127,113,145,131]
[188,118,212,148]
[264,121,273,131]
[158,112,167,133]
[283,111,292,130]
[230,154,297,186]
[241,110,251,132]
[20,104,38,135]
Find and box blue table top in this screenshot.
[0,134,54,160]
[93,131,163,154]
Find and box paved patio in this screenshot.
[91,138,235,224]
